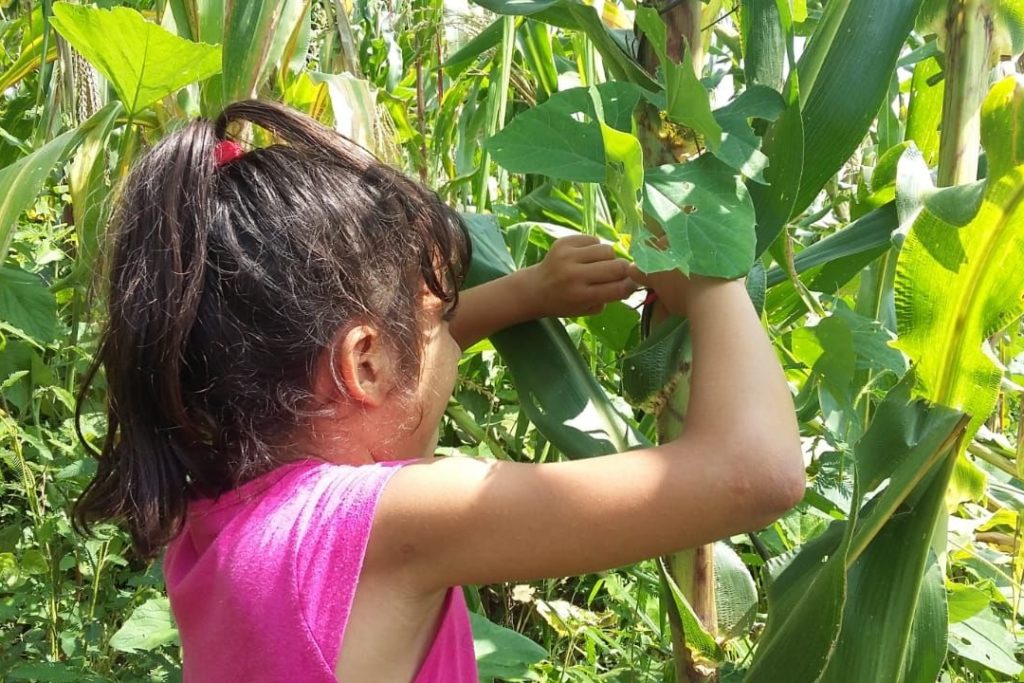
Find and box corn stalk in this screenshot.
[636,4,717,681]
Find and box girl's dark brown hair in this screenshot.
[73,100,470,558]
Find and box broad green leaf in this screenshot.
[6,663,78,682]
[789,0,925,214]
[485,82,642,182]
[108,598,180,653]
[639,154,757,278]
[906,54,944,167]
[599,121,644,233]
[946,582,991,623]
[948,608,1024,677]
[580,301,638,353]
[980,75,1024,181]
[470,611,548,679]
[0,266,58,346]
[50,3,221,115]
[712,85,786,183]
[463,214,648,458]
[221,0,307,103]
[635,8,722,152]
[792,300,907,442]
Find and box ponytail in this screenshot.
[75,119,223,558]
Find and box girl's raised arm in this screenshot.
[364,274,805,590]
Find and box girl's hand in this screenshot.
[524,234,637,317]
[626,263,694,319]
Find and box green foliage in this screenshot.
[2,0,1024,680]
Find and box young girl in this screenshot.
[75,100,804,682]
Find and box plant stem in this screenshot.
[446,402,511,460]
[474,16,516,210]
[936,0,993,187]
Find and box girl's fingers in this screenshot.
[581,258,631,284]
[574,242,617,264]
[556,234,600,249]
[588,277,638,302]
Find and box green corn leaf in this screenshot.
[462,214,647,458]
[472,0,658,91]
[658,557,724,669]
[749,72,804,256]
[62,101,123,292]
[894,79,1024,503]
[741,0,786,94]
[764,203,897,288]
[745,374,966,682]
[900,556,949,683]
[0,31,57,94]
[820,452,959,682]
[518,19,559,103]
[905,54,944,168]
[776,0,924,217]
[221,0,307,104]
[444,17,503,77]
[0,102,122,259]
[162,0,224,44]
[49,3,221,116]
[308,72,377,152]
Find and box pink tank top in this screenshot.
[164,458,478,682]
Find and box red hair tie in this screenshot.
[214,140,245,167]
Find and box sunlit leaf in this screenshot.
[470,611,548,678]
[639,154,756,278]
[50,3,221,115]
[108,598,180,653]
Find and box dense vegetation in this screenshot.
[1,0,1024,681]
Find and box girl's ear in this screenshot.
[326,324,396,407]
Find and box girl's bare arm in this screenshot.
[366,275,804,589]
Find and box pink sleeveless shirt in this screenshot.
[164,459,478,682]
